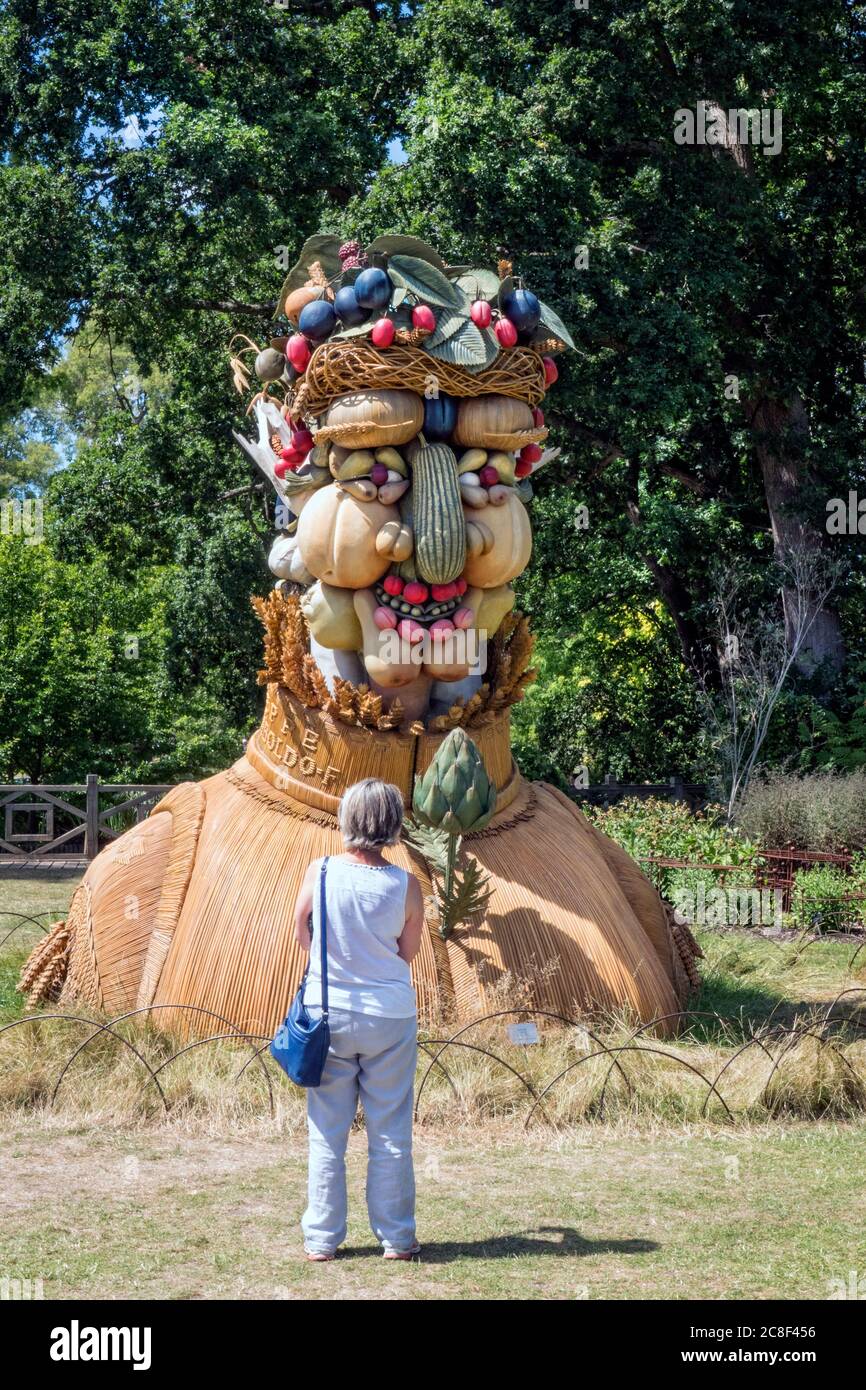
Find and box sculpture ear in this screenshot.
[232,428,290,504]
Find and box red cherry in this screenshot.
[291,428,313,453]
[519,443,543,465]
[280,446,305,465]
[286,334,311,371]
[470,300,492,328]
[404,581,429,604]
[431,582,458,601]
[412,304,436,331]
[515,459,533,478]
[494,317,518,347]
[454,577,468,595]
[542,355,558,385]
[371,317,395,348]
[370,463,389,485]
[532,407,545,427]
[383,574,404,596]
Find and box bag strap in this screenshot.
[297,855,329,1012]
[319,855,329,1017]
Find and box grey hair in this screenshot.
[338,778,405,850]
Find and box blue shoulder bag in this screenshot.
[270,855,331,1087]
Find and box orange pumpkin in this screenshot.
[295,484,398,589]
[462,493,531,588]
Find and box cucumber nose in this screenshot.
[410,441,467,585]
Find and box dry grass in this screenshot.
[2,870,866,1131]
[0,951,864,1133]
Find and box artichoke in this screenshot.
[412,728,497,834]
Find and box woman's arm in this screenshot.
[293,859,319,952]
[396,872,425,964]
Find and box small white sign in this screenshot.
[507,1022,539,1046]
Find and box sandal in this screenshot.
[383,1242,422,1260]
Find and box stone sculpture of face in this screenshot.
[251,383,552,717]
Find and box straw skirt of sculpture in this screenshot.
[21,685,692,1038]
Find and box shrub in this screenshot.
[586,797,760,905]
[790,853,866,933]
[586,796,757,864]
[735,770,866,852]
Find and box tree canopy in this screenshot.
[2,0,865,784]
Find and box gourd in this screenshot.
[374,447,408,478]
[410,441,466,585]
[295,483,398,589]
[487,451,517,485]
[317,390,423,448]
[300,580,363,650]
[458,448,488,475]
[331,450,376,481]
[452,394,536,449]
[474,582,516,637]
[462,491,531,589]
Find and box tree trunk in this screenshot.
[746,392,845,676]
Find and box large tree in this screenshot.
[2,0,865,782]
[357,0,866,686]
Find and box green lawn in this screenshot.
[2,1122,864,1299]
[0,869,82,1020]
[2,871,866,1299]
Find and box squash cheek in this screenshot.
[296,484,399,590]
[461,494,532,588]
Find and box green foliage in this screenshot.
[586,795,759,902]
[402,817,492,940]
[2,0,866,784]
[586,796,758,865]
[0,534,245,782]
[790,861,866,934]
[510,591,706,786]
[789,660,866,772]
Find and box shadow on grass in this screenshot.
[688,974,791,1043]
[331,1228,660,1262]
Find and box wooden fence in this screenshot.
[571,775,708,810]
[0,778,172,865]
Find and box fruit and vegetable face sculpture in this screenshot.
[16,236,697,1037]
[231,235,574,721]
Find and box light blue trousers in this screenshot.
[301,1006,418,1255]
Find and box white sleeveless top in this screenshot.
[303,856,416,1018]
